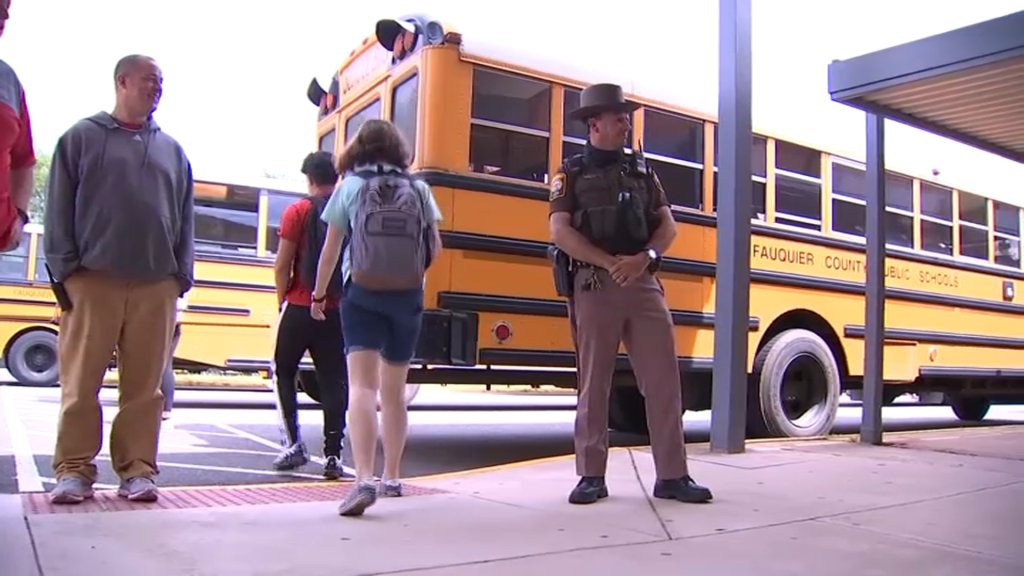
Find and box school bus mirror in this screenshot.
[1003,280,1014,302]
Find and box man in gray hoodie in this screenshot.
[44,54,194,504]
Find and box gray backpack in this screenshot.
[349,168,431,291]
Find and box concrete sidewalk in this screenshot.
[3,426,1023,576]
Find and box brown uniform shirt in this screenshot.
[548,156,670,217]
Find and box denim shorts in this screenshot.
[341,281,424,364]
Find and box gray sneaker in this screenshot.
[49,476,94,505]
[118,477,159,502]
[338,482,378,516]
[379,480,403,497]
[272,442,309,471]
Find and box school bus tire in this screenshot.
[5,329,60,387]
[296,370,421,407]
[608,384,648,435]
[949,396,990,422]
[749,328,841,438]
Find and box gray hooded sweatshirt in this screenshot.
[43,111,194,294]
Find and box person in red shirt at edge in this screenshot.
[0,0,35,252]
[270,151,350,480]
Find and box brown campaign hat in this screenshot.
[568,83,640,122]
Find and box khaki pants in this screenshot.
[52,269,179,483]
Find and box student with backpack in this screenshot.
[270,151,350,480]
[310,119,442,516]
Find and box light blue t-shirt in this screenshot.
[320,162,444,284]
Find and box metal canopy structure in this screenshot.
[828,10,1024,164]
[826,10,1024,445]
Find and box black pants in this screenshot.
[272,302,348,458]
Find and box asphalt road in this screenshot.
[1,384,1023,495]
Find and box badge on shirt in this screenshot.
[549,173,566,201]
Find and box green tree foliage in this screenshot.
[30,152,51,223]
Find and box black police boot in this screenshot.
[568,476,608,504]
[653,475,713,503]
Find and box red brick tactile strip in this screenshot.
[21,481,448,515]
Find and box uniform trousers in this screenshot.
[569,266,689,480]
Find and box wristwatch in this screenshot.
[644,247,662,273]
[311,293,326,304]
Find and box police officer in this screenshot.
[549,83,712,505]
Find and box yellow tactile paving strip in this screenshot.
[21,481,448,515]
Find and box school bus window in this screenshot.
[562,88,588,141]
[34,236,48,282]
[711,176,766,220]
[644,108,704,210]
[194,186,260,256]
[831,161,865,237]
[884,172,914,248]
[993,201,1020,268]
[958,190,989,261]
[712,128,767,176]
[319,129,336,154]
[711,130,767,220]
[469,67,550,183]
[391,73,419,162]
[345,99,382,142]
[886,211,914,249]
[264,191,299,255]
[0,233,30,281]
[561,140,584,165]
[885,172,914,212]
[920,182,953,256]
[774,140,822,231]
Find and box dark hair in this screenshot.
[301,151,339,186]
[336,119,411,174]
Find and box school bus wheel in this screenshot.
[608,383,648,435]
[748,328,841,438]
[5,329,60,387]
[295,370,421,407]
[948,395,990,422]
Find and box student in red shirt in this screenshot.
[270,151,350,480]
[0,0,35,252]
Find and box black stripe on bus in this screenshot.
[0,297,54,307]
[422,171,1024,282]
[439,231,1024,316]
[196,253,274,267]
[186,304,251,317]
[918,366,1024,379]
[192,279,276,293]
[437,291,760,330]
[477,348,714,373]
[843,325,1024,349]
[0,315,54,324]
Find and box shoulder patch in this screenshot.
[549,172,566,201]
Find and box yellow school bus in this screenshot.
[304,13,1024,438]
[0,177,302,387]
